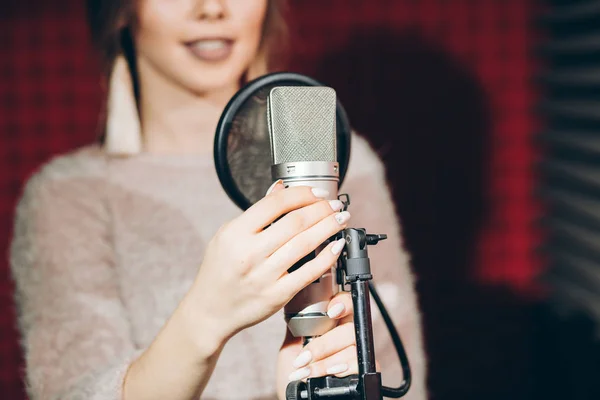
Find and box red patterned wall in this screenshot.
[285,0,543,291]
[0,1,542,398]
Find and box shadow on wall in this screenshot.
[313,28,538,400]
[313,28,490,283]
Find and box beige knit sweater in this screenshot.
[10,133,427,399]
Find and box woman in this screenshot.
[10,0,427,399]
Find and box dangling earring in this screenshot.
[104,54,142,155]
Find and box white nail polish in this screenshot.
[335,211,351,225]
[329,200,343,211]
[331,238,346,255]
[293,350,312,369]
[326,363,349,375]
[311,187,330,198]
[327,303,345,319]
[265,179,283,196]
[288,367,311,382]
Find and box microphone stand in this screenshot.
[286,195,411,400]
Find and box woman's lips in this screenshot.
[185,39,234,62]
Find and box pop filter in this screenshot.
[214,72,352,210]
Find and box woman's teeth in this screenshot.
[191,40,229,50]
[186,39,233,62]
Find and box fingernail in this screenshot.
[331,238,346,255]
[329,200,343,211]
[327,303,345,319]
[293,350,312,369]
[288,367,311,382]
[311,187,330,198]
[335,211,351,225]
[326,363,349,375]
[265,179,283,196]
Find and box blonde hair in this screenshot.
[86,0,288,155]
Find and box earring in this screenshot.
[104,55,142,155]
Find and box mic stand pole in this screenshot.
[286,224,388,400]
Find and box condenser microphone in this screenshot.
[267,86,340,339]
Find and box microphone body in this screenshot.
[267,86,340,338]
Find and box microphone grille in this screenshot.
[267,86,337,164]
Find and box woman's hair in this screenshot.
[86,0,288,80]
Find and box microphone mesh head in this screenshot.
[267,86,337,164]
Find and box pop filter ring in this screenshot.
[214,72,352,211]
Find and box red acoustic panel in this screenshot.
[285,0,543,291]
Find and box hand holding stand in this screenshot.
[286,196,412,399]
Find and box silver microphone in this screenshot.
[267,86,340,339]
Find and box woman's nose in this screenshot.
[195,0,227,20]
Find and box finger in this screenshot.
[237,185,330,233]
[314,346,358,378]
[326,291,354,320]
[258,198,344,256]
[268,211,350,278]
[303,346,359,379]
[291,322,355,369]
[275,237,346,297]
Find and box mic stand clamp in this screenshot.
[286,195,388,400]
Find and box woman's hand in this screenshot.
[124,182,349,400]
[185,181,351,350]
[277,292,379,399]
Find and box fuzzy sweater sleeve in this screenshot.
[10,152,139,400]
[341,134,428,399]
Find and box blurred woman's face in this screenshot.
[135,0,268,95]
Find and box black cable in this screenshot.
[368,281,411,398]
